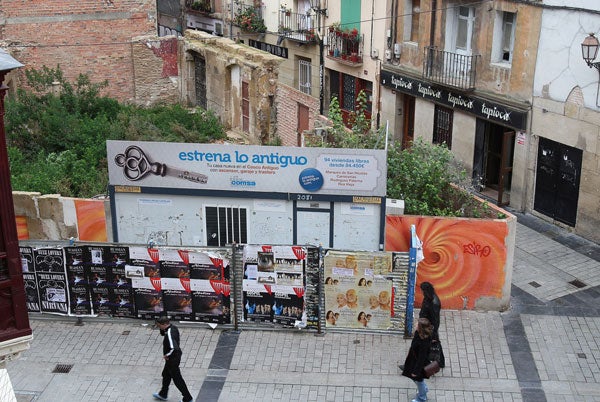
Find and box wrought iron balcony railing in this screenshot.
[422,46,480,91]
[278,8,317,44]
[325,29,364,65]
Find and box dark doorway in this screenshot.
[534,137,582,226]
[297,104,309,146]
[193,53,207,109]
[242,81,249,133]
[473,120,515,206]
[402,96,415,149]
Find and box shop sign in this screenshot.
[381,70,528,130]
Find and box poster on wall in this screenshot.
[189,250,231,324]
[243,282,274,322]
[65,246,92,315]
[242,245,306,325]
[304,247,320,329]
[323,250,393,330]
[20,246,41,312]
[159,249,193,321]
[129,246,164,319]
[34,248,68,314]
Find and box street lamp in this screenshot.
[0,48,32,358]
[581,33,600,71]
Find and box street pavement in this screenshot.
[7,210,600,402]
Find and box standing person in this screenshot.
[401,318,434,402]
[153,317,194,402]
[419,281,445,367]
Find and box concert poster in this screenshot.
[20,246,41,312]
[65,246,92,315]
[34,248,68,314]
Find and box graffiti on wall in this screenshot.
[385,216,507,310]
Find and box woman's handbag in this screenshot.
[424,360,440,377]
[428,342,441,362]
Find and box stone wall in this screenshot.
[276,83,320,146]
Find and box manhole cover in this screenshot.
[528,281,541,288]
[52,364,73,373]
[568,279,587,289]
[122,330,130,335]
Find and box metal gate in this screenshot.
[534,137,582,226]
[193,54,207,109]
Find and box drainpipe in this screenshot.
[426,0,437,76]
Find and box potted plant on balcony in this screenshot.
[234,7,267,33]
[305,28,316,42]
[329,21,341,33]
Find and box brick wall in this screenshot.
[1,0,158,103]
[276,84,319,146]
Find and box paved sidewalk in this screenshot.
[7,212,600,401]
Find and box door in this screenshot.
[194,54,207,109]
[498,130,515,206]
[534,138,582,226]
[402,96,415,149]
[295,201,333,248]
[447,6,475,77]
[297,104,309,146]
[473,120,515,205]
[242,81,249,133]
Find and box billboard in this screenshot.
[106,141,387,197]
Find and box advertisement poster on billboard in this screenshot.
[65,246,92,315]
[129,246,164,319]
[323,250,393,330]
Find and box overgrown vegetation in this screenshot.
[6,66,226,198]
[312,91,498,219]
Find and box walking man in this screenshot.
[153,316,194,402]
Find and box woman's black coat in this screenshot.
[401,331,432,381]
[419,294,441,339]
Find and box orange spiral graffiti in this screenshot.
[385,216,507,310]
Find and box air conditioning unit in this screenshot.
[386,198,405,216]
[214,22,223,36]
[371,49,378,59]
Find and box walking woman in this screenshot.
[402,317,434,402]
[419,281,445,368]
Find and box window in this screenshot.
[329,71,372,127]
[433,105,453,148]
[205,206,247,246]
[492,11,516,64]
[298,58,312,95]
[402,0,420,42]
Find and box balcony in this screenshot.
[232,2,266,33]
[278,8,317,44]
[186,0,213,14]
[325,28,364,66]
[422,46,480,91]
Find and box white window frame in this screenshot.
[491,11,516,65]
[445,5,475,55]
[402,0,420,43]
[299,59,312,95]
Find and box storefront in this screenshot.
[380,69,530,208]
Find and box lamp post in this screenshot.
[582,33,600,71]
[0,49,32,363]
[310,0,327,115]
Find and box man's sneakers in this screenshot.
[153,392,168,401]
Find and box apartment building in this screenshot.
[380,1,540,210]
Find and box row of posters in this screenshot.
[20,245,231,324]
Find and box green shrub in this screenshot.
[6,66,226,198]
